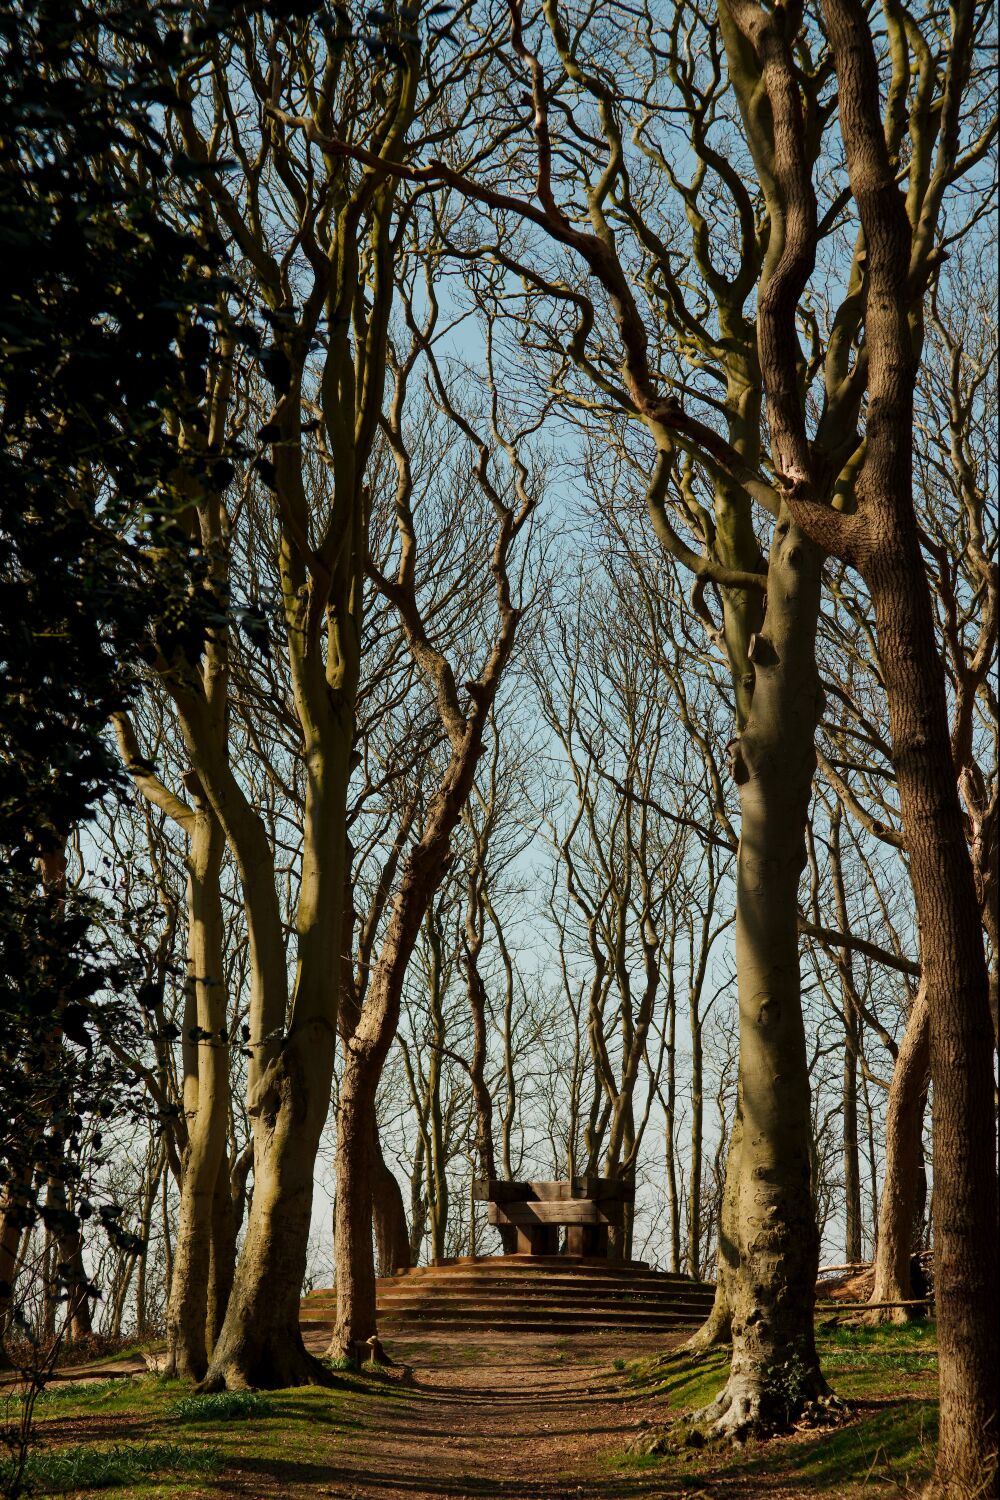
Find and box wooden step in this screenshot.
[378,1310,700,1334]
[373,1285,713,1307]
[300,1255,715,1341]
[302,1284,710,1308]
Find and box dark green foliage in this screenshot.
[0,0,236,1314]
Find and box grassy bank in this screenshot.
[2,1362,415,1499]
[608,1320,939,1496]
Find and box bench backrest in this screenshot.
[472,1177,634,1205]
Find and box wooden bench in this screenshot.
[472,1177,634,1257]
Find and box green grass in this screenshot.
[169,1389,275,1422]
[19,1376,156,1412]
[7,1323,942,1499]
[7,1360,418,1497]
[604,1321,940,1495]
[0,1441,221,1495]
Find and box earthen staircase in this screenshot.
[301,1255,715,1338]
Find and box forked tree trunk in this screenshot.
[165,802,230,1381]
[332,730,494,1361]
[868,986,929,1321]
[686,518,828,1436]
[192,664,350,1391]
[332,805,461,1361]
[201,1016,337,1389]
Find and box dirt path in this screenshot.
[21,1327,893,1497]
[293,1332,674,1500]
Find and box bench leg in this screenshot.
[517,1225,559,1255]
[569,1225,607,1258]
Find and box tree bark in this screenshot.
[687,1012,704,1279]
[830,806,863,1263]
[866,526,998,1492]
[207,1163,236,1353]
[190,650,351,1390]
[332,810,460,1360]
[164,799,230,1381]
[685,517,829,1435]
[811,4,1000,1485]
[868,986,929,1321]
[331,705,499,1360]
[462,883,518,1254]
[46,1177,92,1343]
[201,1017,337,1389]
[0,1181,28,1356]
[684,1108,739,1353]
[372,1125,410,1278]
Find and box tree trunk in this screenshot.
[134,1150,164,1339]
[408,1133,428,1265]
[866,530,998,1492]
[372,1125,410,1277]
[192,661,350,1392]
[331,720,496,1360]
[868,986,929,1321]
[207,1165,236,1353]
[685,1093,740,1354]
[463,907,517,1253]
[842,1012,862,1263]
[0,1181,28,1354]
[665,994,681,1274]
[687,1014,704,1280]
[797,2,999,1485]
[48,1180,92,1343]
[165,802,230,1381]
[427,927,449,1264]
[686,518,828,1435]
[831,806,863,1263]
[199,1018,336,1389]
[331,818,458,1360]
[332,1047,379,1363]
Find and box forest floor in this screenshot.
[1,1321,939,1499]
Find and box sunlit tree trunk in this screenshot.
[686,520,827,1433]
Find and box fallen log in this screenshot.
[816,1298,933,1311]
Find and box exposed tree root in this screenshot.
[197,1330,330,1392]
[632,1370,846,1456]
[680,1298,732,1354]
